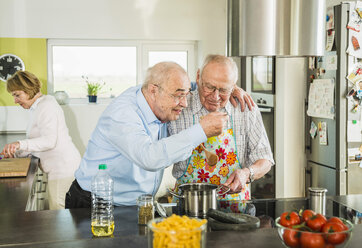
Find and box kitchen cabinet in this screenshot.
[25,167,48,211]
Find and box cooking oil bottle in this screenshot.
[91,164,114,237]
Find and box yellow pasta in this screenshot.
[151,215,207,248]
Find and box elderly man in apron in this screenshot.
[168,54,274,212]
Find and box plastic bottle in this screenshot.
[91,164,114,237]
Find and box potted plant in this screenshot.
[82,76,105,103]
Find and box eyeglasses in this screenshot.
[153,84,192,103]
[201,82,233,96]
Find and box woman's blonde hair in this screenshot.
[6,71,41,99]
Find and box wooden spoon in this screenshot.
[201,144,218,166]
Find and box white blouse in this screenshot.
[17,95,81,180]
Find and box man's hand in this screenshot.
[224,160,272,193]
[1,142,20,158]
[200,112,228,138]
[229,86,255,111]
[223,168,249,193]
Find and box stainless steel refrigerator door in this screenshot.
[306,51,338,168]
[306,117,337,169]
[307,161,336,196]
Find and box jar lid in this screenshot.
[308,187,328,193]
[138,194,153,202]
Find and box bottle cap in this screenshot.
[99,164,107,170]
[138,194,153,202]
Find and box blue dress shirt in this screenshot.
[75,86,206,206]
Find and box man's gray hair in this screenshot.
[199,54,238,84]
[142,61,187,90]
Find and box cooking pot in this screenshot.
[169,183,230,218]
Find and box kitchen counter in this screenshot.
[329,194,362,213]
[0,156,40,212]
[0,197,362,247]
[0,133,49,212]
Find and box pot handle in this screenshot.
[167,188,185,198]
[216,185,230,195]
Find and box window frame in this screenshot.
[47,39,196,104]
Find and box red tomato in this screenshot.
[280,211,301,227]
[327,217,348,231]
[300,232,325,248]
[327,217,343,225]
[307,213,327,231]
[283,229,300,248]
[322,222,346,245]
[302,209,316,223]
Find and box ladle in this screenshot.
[200,144,218,166]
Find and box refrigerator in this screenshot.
[306,2,362,196]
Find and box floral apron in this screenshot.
[175,114,250,212]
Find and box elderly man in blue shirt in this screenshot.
[65,61,252,207]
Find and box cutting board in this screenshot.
[0,158,31,177]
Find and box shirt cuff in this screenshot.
[187,123,207,146]
[18,140,28,151]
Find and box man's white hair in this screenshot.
[142,61,187,89]
[199,54,238,84]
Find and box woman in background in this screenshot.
[0,71,81,210]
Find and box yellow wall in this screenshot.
[0,38,47,106]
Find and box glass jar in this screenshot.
[148,217,207,248]
[137,194,154,225]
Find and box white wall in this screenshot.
[275,57,307,198]
[0,0,227,62]
[0,106,29,132]
[61,104,107,155]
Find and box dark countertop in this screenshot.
[0,156,39,212]
[0,203,361,247]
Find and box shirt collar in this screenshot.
[29,95,43,111]
[136,87,162,125]
[190,89,233,115]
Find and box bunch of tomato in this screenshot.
[278,209,350,248]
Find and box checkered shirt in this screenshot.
[168,90,275,179]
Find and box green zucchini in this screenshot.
[207,209,260,227]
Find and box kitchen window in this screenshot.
[47,40,196,103]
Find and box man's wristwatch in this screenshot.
[247,167,255,183]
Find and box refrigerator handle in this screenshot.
[305,166,312,196]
